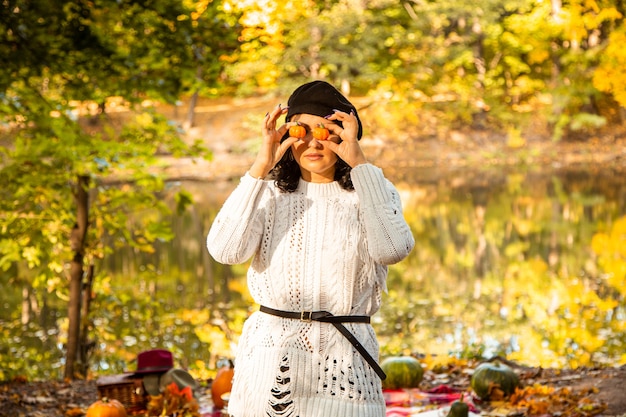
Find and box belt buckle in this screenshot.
[300,311,313,322]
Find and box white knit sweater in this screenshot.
[206,163,415,417]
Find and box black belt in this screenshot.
[259,305,386,380]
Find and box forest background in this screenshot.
[1,0,626,385]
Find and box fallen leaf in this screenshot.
[65,407,85,417]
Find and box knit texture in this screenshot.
[207,164,415,417]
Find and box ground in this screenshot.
[1,362,625,416]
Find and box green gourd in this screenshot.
[470,361,520,400]
[446,395,469,417]
[380,356,424,390]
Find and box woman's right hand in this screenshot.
[248,104,298,179]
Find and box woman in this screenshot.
[207,80,415,417]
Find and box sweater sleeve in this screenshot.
[206,173,269,265]
[351,164,415,265]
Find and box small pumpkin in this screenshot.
[312,123,330,140]
[470,361,520,400]
[289,122,306,139]
[380,356,424,390]
[446,394,469,417]
[86,397,127,417]
[211,359,234,409]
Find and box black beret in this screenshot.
[285,80,363,139]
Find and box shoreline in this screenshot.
[156,138,626,185]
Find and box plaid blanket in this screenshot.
[384,385,478,416]
[201,384,477,417]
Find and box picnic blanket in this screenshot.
[387,408,481,417]
[384,385,479,417]
[200,384,478,417]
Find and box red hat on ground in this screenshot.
[129,349,174,375]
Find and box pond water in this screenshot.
[3,165,626,379]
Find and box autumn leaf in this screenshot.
[487,385,507,401]
[507,384,607,417]
[65,407,85,417]
[179,386,193,402]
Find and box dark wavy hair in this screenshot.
[268,148,354,193]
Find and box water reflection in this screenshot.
[376,167,626,368]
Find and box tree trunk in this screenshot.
[184,66,202,131]
[550,0,564,133]
[185,89,199,131]
[21,286,30,326]
[64,174,90,380]
[78,263,95,377]
[340,79,351,97]
[472,18,486,88]
[308,26,322,79]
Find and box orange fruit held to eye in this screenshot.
[289,122,306,139]
[312,123,330,140]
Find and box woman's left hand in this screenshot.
[324,110,368,168]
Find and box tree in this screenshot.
[593,22,626,113]
[0,0,240,379]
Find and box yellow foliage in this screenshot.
[590,232,610,253]
[190,359,215,381]
[135,112,154,127]
[591,215,626,296]
[226,276,254,304]
[568,351,592,368]
[421,354,467,372]
[506,127,526,149]
[181,308,210,325]
[593,27,626,106]
[507,332,562,369]
[559,0,622,44]
[612,217,626,257]
[194,323,233,357]
[586,7,623,28]
[512,218,534,236]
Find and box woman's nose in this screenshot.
[307,136,323,148]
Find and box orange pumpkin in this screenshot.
[289,122,306,139]
[211,360,234,409]
[86,397,127,417]
[312,123,329,140]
